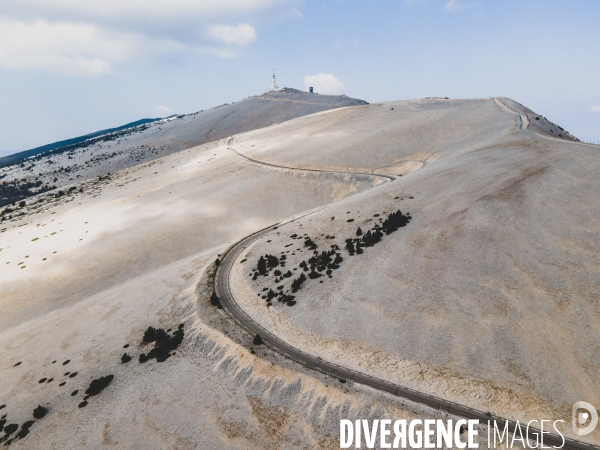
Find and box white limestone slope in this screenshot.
[0,129,388,448]
[230,97,600,444]
[1,95,597,447]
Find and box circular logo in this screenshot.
[572,401,598,436]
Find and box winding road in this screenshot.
[214,131,599,450]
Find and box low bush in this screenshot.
[308,270,322,279]
[304,238,317,250]
[140,324,185,363]
[16,420,35,439]
[85,375,114,397]
[32,406,47,419]
[3,423,18,435]
[256,209,412,310]
[291,272,306,292]
[345,239,355,254]
[257,256,267,275]
[266,254,279,267]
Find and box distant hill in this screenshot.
[0,118,163,169]
[0,88,368,206]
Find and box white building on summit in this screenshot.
[270,70,279,90]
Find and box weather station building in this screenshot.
[267,71,313,94]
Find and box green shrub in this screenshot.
[16,420,35,439]
[85,375,114,397]
[304,238,317,250]
[257,256,267,275]
[345,239,354,254]
[32,406,47,419]
[140,324,185,363]
[266,254,279,267]
[280,294,296,303]
[3,423,18,435]
[291,272,307,292]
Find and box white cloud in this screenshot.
[154,106,172,113]
[591,106,600,112]
[445,0,465,11]
[303,73,345,94]
[0,17,188,74]
[0,0,299,73]
[207,24,256,46]
[0,0,296,24]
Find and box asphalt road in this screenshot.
[214,182,598,450]
[229,146,396,182]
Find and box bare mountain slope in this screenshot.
[496,97,580,141]
[0,96,597,447]
[229,97,600,444]
[0,88,367,208]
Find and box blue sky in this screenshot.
[1,0,599,155]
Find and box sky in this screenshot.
[0,0,599,155]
